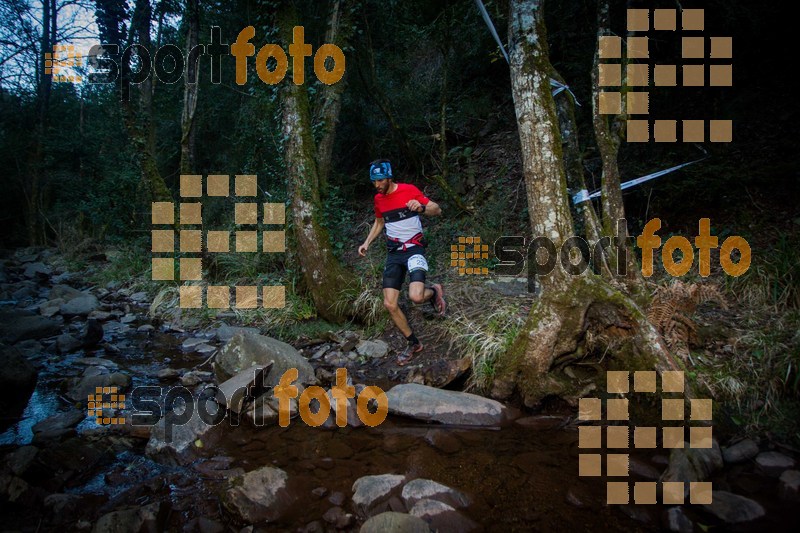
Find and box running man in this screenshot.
[358,159,446,366]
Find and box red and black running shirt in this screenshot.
[373,183,430,251]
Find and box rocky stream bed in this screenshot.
[0,249,798,532]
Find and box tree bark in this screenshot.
[492,0,683,408]
[315,0,349,195]
[180,0,200,174]
[279,4,356,323]
[591,0,642,289]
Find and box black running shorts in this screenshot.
[382,248,429,290]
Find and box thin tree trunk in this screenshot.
[315,0,348,195]
[591,0,642,288]
[180,0,200,174]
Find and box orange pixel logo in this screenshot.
[88,386,125,425]
[599,8,733,143]
[578,371,713,505]
[151,174,286,309]
[47,45,83,83]
[451,236,489,276]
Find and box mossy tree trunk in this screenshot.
[493,0,683,407]
[279,3,356,323]
[591,0,642,290]
[179,0,200,175]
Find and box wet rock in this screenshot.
[36,437,107,488]
[64,371,131,402]
[722,439,759,464]
[423,430,461,454]
[352,474,406,517]
[92,501,169,533]
[24,262,51,278]
[13,339,43,358]
[5,445,38,476]
[409,499,479,532]
[50,284,83,300]
[75,357,117,368]
[137,324,155,333]
[662,440,723,494]
[182,337,207,350]
[60,294,99,317]
[157,368,181,380]
[32,409,85,442]
[323,506,354,528]
[312,487,328,498]
[145,396,226,465]
[779,470,800,501]
[216,364,270,413]
[386,383,508,426]
[328,491,346,506]
[215,324,259,342]
[39,298,64,317]
[246,394,286,426]
[130,291,149,303]
[401,479,470,510]
[44,493,82,516]
[222,466,296,523]
[0,312,60,343]
[56,333,83,353]
[664,506,693,532]
[180,370,213,387]
[51,271,73,284]
[0,346,37,420]
[360,512,431,533]
[356,340,389,359]
[407,357,472,388]
[195,343,217,355]
[120,313,137,324]
[88,310,112,321]
[215,332,315,386]
[754,451,795,477]
[701,491,765,523]
[300,521,325,533]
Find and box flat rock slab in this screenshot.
[755,451,795,477]
[702,491,765,523]
[386,383,507,426]
[360,512,431,533]
[216,364,270,413]
[145,397,226,466]
[352,474,406,517]
[722,439,759,464]
[223,466,295,524]
[778,469,800,501]
[401,479,470,510]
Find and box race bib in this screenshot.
[407,254,429,272]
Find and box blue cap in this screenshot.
[369,160,392,181]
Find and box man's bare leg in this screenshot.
[408,281,434,305]
[383,288,412,336]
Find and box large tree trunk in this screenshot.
[180,0,200,174]
[492,0,683,407]
[591,0,642,289]
[279,4,356,323]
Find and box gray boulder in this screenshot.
[722,439,759,464]
[214,332,315,386]
[56,333,83,353]
[352,474,406,517]
[24,262,51,278]
[145,396,226,466]
[222,466,296,524]
[386,383,507,426]
[755,451,795,477]
[702,491,765,523]
[356,340,389,359]
[32,409,85,442]
[664,506,693,533]
[216,324,259,342]
[60,294,99,316]
[50,284,84,301]
[64,371,130,402]
[662,440,723,496]
[92,501,169,533]
[360,512,431,533]
[401,479,470,509]
[409,499,479,532]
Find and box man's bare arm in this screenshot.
[358,218,385,256]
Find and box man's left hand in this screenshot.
[406,200,424,213]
